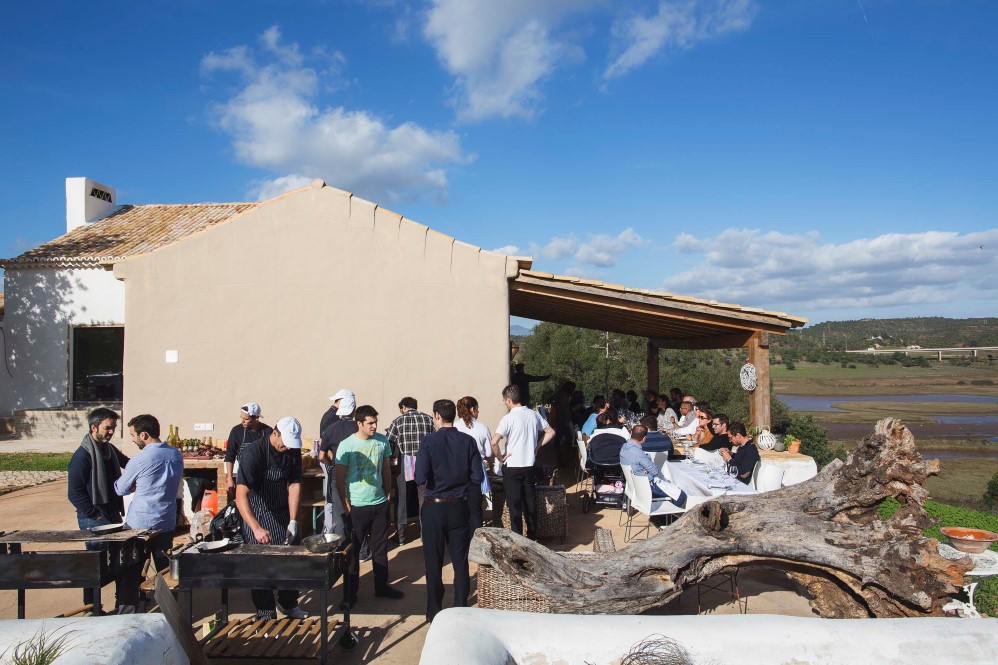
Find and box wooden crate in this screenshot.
[202,616,341,662]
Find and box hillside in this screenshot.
[775,317,997,351]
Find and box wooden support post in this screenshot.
[746,331,771,430]
[646,339,660,396]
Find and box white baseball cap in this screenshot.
[275,416,302,449]
[336,395,356,416]
[329,388,354,402]
[241,402,262,417]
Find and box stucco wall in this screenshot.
[115,183,516,440]
[1,266,124,413]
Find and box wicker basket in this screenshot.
[491,484,567,541]
[477,528,616,613]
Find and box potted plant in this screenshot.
[784,433,801,454]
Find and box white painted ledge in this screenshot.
[420,608,998,665]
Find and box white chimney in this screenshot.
[66,177,117,233]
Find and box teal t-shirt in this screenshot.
[335,433,391,507]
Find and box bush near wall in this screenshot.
[879,497,998,616]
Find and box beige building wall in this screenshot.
[114,181,517,441]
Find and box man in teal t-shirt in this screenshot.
[335,405,404,603]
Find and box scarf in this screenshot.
[80,433,121,507]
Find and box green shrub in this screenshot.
[770,411,837,468]
[984,472,998,514]
[879,498,998,616]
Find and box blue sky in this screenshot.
[2,1,996,326]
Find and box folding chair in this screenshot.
[576,432,591,492]
[696,566,748,614]
[620,466,685,542]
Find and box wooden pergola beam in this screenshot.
[747,331,771,429]
[650,331,756,350]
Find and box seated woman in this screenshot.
[694,407,714,447]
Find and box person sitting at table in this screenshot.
[669,401,699,439]
[114,413,184,611]
[587,412,628,468]
[236,416,309,620]
[224,402,272,500]
[638,415,673,454]
[619,425,686,508]
[656,394,677,432]
[694,407,715,447]
[700,413,730,452]
[719,422,760,485]
[581,395,608,438]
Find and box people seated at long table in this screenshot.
[638,415,673,454]
[718,422,760,485]
[619,425,686,508]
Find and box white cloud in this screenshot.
[529,235,579,260]
[662,228,998,314]
[493,244,522,255]
[201,26,472,202]
[423,0,592,121]
[574,228,644,267]
[604,0,756,81]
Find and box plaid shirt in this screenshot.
[386,410,434,457]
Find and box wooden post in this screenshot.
[746,331,771,430]
[646,339,660,396]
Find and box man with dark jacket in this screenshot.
[224,402,272,499]
[67,407,130,613]
[415,399,483,622]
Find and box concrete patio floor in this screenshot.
[0,458,816,664]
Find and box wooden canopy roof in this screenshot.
[509,268,807,348]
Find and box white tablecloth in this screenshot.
[662,460,756,506]
[758,450,818,486]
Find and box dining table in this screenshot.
[657,458,757,506]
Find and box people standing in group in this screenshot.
[385,397,433,545]
[224,402,272,500]
[336,405,405,603]
[454,396,492,532]
[719,422,760,485]
[67,407,130,614]
[491,385,555,539]
[509,363,551,408]
[113,413,184,610]
[318,389,357,541]
[416,399,484,622]
[235,416,308,620]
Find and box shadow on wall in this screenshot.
[3,269,78,432]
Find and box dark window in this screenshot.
[72,327,124,402]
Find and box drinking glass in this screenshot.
[728,464,739,481]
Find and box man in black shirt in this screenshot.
[719,422,760,485]
[510,363,550,407]
[318,392,357,540]
[236,416,307,620]
[700,413,731,452]
[415,399,483,622]
[320,389,353,439]
[224,402,272,499]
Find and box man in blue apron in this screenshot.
[235,416,307,620]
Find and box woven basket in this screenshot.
[491,484,567,541]
[477,528,617,613]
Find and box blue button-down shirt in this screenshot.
[114,441,184,531]
[619,439,660,478]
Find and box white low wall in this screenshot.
[420,608,998,665]
[0,614,188,665]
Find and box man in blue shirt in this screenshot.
[415,399,484,622]
[580,395,607,437]
[638,416,673,454]
[112,414,183,613]
[619,425,686,508]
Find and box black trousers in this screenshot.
[502,466,536,538]
[392,471,408,532]
[420,500,471,621]
[347,502,391,594]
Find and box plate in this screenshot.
[90,523,125,535]
[197,538,234,553]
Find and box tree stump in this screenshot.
[469,418,973,617]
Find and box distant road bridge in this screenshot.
[845,346,998,360]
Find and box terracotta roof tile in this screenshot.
[2,203,258,268]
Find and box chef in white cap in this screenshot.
[224,402,272,499]
[318,389,357,539]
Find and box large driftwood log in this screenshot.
[470,418,973,617]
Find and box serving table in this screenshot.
[0,528,158,618]
[173,542,354,665]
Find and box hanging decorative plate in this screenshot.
[740,362,758,391]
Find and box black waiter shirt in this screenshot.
[319,417,358,462]
[225,423,273,465]
[414,427,484,500]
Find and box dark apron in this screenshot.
[241,450,292,545]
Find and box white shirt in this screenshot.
[455,418,492,460]
[496,406,549,468]
[673,411,699,437]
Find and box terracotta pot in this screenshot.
[787,440,801,454]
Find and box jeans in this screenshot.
[346,502,391,595]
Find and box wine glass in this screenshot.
[728,464,739,483]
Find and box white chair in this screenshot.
[576,433,591,493]
[752,462,784,493]
[694,447,724,467]
[620,466,685,542]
